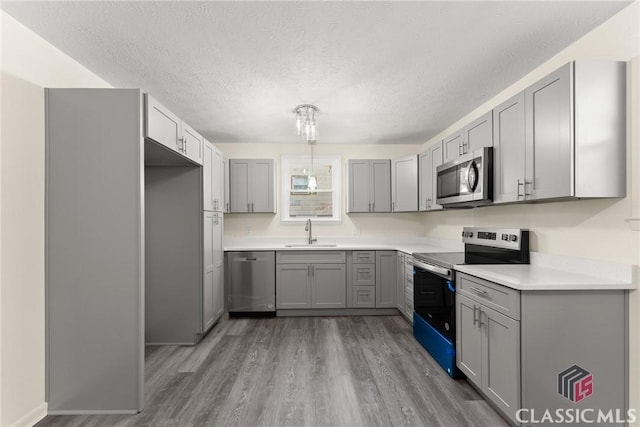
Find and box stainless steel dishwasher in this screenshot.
[226,251,276,314]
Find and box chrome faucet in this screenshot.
[305,219,317,245]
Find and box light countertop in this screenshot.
[224,237,635,291]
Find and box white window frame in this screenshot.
[281,154,342,224]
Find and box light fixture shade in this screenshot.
[293,104,319,143]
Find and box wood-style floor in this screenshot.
[36,316,508,427]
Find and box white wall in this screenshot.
[217,142,425,238]
[419,1,640,421]
[0,11,111,427]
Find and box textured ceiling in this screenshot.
[1,1,631,144]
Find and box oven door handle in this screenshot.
[411,260,452,279]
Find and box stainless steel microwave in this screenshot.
[436,147,493,207]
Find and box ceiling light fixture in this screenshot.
[294,104,319,143]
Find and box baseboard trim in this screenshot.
[8,402,47,427]
[277,308,400,317]
[47,409,138,415]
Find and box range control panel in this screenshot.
[462,227,528,250]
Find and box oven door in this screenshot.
[412,261,456,342]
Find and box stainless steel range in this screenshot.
[411,227,529,377]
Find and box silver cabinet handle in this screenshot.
[462,140,468,154]
[184,137,188,154]
[458,142,463,156]
[469,286,488,296]
[479,308,486,327]
[251,202,254,212]
[368,203,371,212]
[392,201,395,211]
[524,180,532,196]
[247,203,250,212]
[226,202,229,212]
[473,305,479,326]
[311,265,315,277]
[213,214,219,225]
[517,179,524,199]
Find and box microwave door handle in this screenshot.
[411,260,451,279]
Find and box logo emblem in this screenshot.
[558,365,593,403]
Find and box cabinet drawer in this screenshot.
[352,251,375,264]
[352,286,375,308]
[277,251,346,264]
[352,264,375,286]
[457,273,520,320]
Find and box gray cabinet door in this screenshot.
[525,63,573,200]
[443,130,463,163]
[145,94,181,152]
[311,264,346,308]
[391,155,418,212]
[375,251,397,308]
[395,252,405,311]
[456,293,482,387]
[352,264,375,286]
[224,158,230,213]
[428,142,444,210]
[418,150,430,211]
[203,212,215,330]
[276,264,311,309]
[371,160,391,212]
[465,111,493,154]
[348,159,371,212]
[250,159,275,213]
[203,140,215,211]
[229,159,250,212]
[493,92,526,204]
[182,122,203,165]
[212,147,224,211]
[482,305,520,424]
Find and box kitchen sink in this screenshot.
[284,244,338,248]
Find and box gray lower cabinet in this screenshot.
[276,251,346,309]
[229,159,275,213]
[396,252,405,312]
[375,251,397,308]
[457,272,627,426]
[347,251,376,308]
[203,212,224,330]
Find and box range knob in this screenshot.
[509,234,518,242]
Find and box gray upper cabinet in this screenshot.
[391,155,418,212]
[443,111,493,163]
[492,61,628,204]
[224,158,231,213]
[525,61,627,201]
[375,251,397,308]
[144,94,203,165]
[419,141,444,211]
[204,140,224,212]
[347,159,391,213]
[229,159,275,213]
[181,122,204,165]
[493,92,526,204]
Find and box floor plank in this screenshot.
[35,316,509,427]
